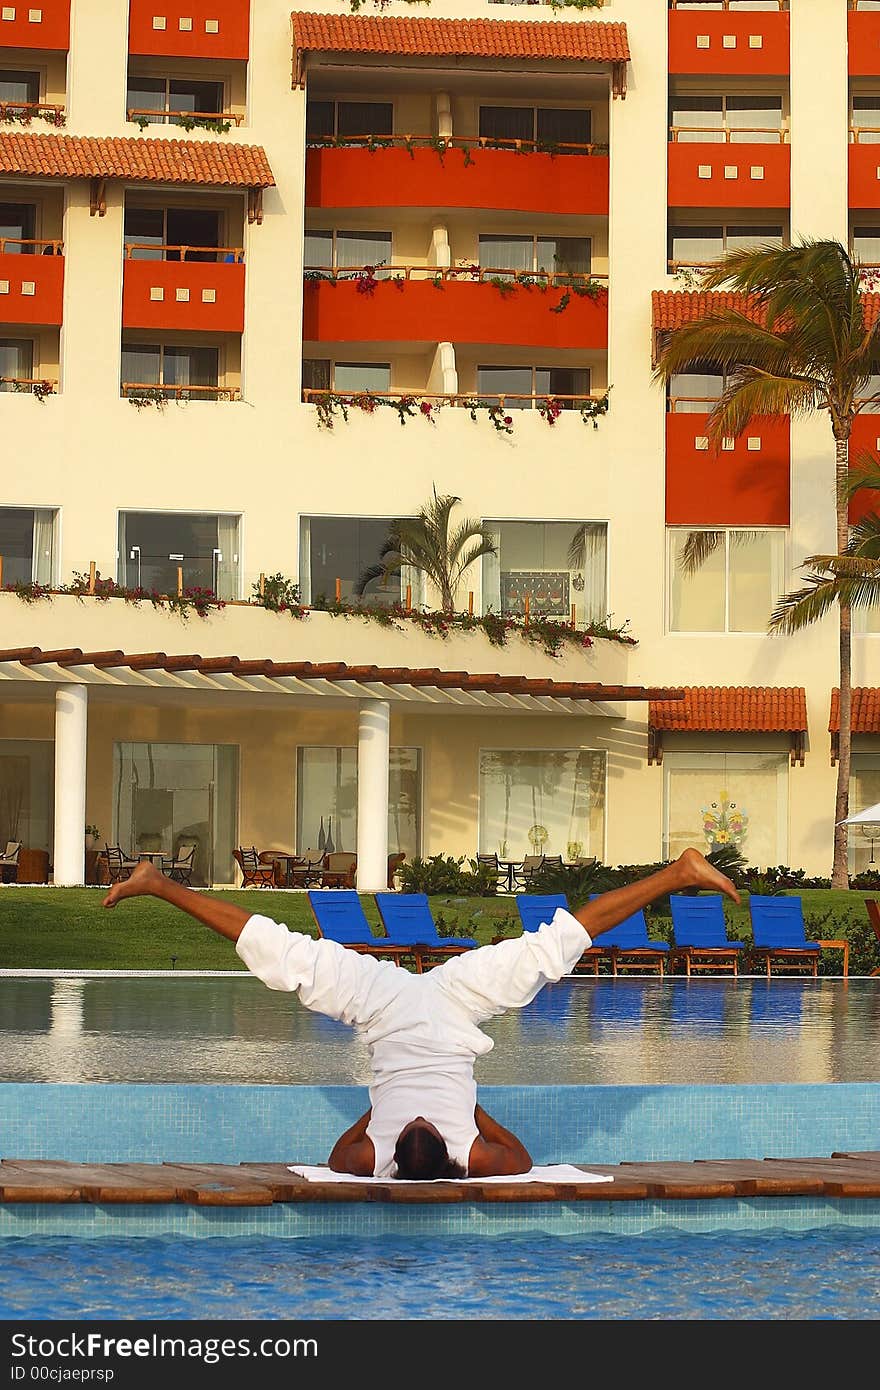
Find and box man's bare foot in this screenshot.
[676,848,741,905]
[102,860,165,908]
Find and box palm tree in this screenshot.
[653,238,880,887]
[355,487,497,614]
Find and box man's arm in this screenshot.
[466,1104,532,1177]
[328,1108,376,1176]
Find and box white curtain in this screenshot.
[481,528,502,614]
[216,514,239,600]
[116,512,128,586]
[298,517,311,604]
[578,523,607,624]
[31,509,55,586]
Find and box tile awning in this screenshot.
[290,12,630,94]
[0,132,275,190]
[652,290,880,364]
[830,687,880,763]
[648,685,808,766]
[0,648,683,713]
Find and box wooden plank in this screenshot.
[830,1151,880,1161]
[239,1162,648,1203]
[0,1160,82,1203]
[158,1163,275,1206]
[1,1160,183,1204]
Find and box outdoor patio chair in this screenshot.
[515,892,603,975]
[748,895,821,978]
[510,854,546,891]
[165,843,196,886]
[320,851,357,889]
[669,894,745,976]
[374,892,478,971]
[864,898,880,977]
[587,894,670,976]
[306,889,414,966]
[387,852,406,890]
[0,840,21,882]
[234,847,275,889]
[476,852,509,892]
[102,844,138,883]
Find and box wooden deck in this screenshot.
[2,1153,879,1205]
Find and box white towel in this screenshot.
[287,1163,613,1185]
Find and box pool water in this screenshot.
[3,974,879,1084]
[1,1228,878,1320]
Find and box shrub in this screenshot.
[397,854,498,897]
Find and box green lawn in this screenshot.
[0,885,878,974]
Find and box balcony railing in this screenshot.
[304,263,606,290]
[669,2,787,9]
[0,376,56,396]
[302,388,608,433]
[121,381,240,402]
[305,132,608,157]
[0,101,65,127]
[669,126,788,143]
[0,236,63,255]
[124,242,244,263]
[668,396,723,413]
[127,108,243,129]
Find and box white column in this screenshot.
[356,699,390,893]
[53,684,88,886]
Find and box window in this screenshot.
[117,511,240,600]
[848,755,880,872]
[479,749,605,861]
[0,506,56,585]
[120,343,221,399]
[853,226,880,264]
[852,94,880,143]
[302,361,390,396]
[476,364,591,407]
[113,742,238,886]
[482,520,607,625]
[126,75,225,124]
[668,223,784,269]
[0,739,53,854]
[305,100,393,140]
[477,234,591,282]
[0,338,34,390]
[478,106,591,150]
[663,751,788,868]
[124,206,223,261]
[668,528,786,633]
[669,94,784,143]
[667,367,724,412]
[299,514,420,607]
[0,69,39,111]
[303,229,392,274]
[0,203,36,254]
[296,747,421,858]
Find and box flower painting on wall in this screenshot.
[701,789,748,851]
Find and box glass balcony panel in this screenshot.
[726,95,783,143]
[0,337,33,389]
[332,362,391,393]
[670,95,724,142]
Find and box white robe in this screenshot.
[235,907,591,1177]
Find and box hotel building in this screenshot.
[0,0,878,889]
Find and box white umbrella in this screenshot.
[837,801,880,825]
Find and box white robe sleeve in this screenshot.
[235,913,408,1028]
[431,908,591,1024]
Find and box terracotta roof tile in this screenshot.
[650,686,807,733]
[0,132,274,188]
[654,289,880,332]
[829,688,880,733]
[291,12,630,79]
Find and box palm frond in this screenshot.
[768,571,848,633]
[677,529,724,575]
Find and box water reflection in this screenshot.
[1,974,879,1085]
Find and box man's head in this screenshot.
[393,1117,466,1181]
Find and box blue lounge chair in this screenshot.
[747,895,821,978]
[669,894,745,976]
[374,893,478,972]
[516,893,602,974]
[306,889,414,967]
[588,894,670,976]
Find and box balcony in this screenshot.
[665,404,790,525]
[302,268,608,352]
[849,134,880,208]
[305,138,609,218]
[668,135,790,208]
[0,240,63,325]
[668,2,790,77]
[850,413,880,522]
[121,247,245,333]
[128,0,249,61]
[0,1,69,51]
[849,5,880,77]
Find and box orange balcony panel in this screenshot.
[0,250,63,325]
[668,9,789,77]
[122,259,244,333]
[305,146,609,217]
[0,0,69,50]
[666,413,790,526]
[849,12,880,76]
[850,414,880,523]
[668,142,789,209]
[303,277,608,352]
[848,143,880,209]
[128,0,249,60]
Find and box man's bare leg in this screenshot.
[573,848,739,941]
[102,861,251,943]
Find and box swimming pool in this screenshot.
[2,973,878,1084]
